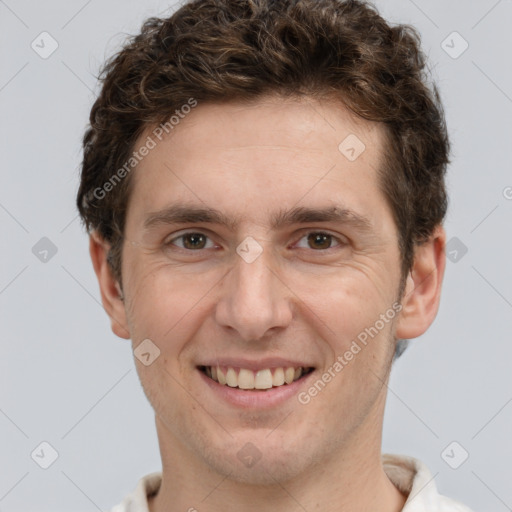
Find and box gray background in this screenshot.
[1,0,511,510]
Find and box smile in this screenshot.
[198,365,315,391]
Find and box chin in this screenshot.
[197,433,317,486]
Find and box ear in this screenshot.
[395,225,446,340]
[89,231,131,340]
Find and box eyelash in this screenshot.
[165,231,347,252]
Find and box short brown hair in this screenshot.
[76,0,450,288]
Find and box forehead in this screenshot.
[126,95,390,230]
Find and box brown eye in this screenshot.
[182,233,207,249]
[307,232,334,250]
[168,232,214,250]
[295,232,344,252]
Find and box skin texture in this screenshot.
[90,95,446,512]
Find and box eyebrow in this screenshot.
[143,203,373,233]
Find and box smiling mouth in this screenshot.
[198,365,315,391]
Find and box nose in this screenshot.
[214,246,293,341]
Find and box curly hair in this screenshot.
[76,0,450,289]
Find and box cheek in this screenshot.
[123,259,222,345]
[291,268,394,347]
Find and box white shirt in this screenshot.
[110,454,474,512]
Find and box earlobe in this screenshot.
[89,231,131,340]
[395,226,446,340]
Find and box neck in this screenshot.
[148,399,406,512]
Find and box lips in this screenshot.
[198,365,314,390]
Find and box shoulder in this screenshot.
[109,472,162,512]
[382,453,474,512]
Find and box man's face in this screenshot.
[119,96,405,483]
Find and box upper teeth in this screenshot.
[204,366,306,389]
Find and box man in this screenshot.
[76,0,473,510]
